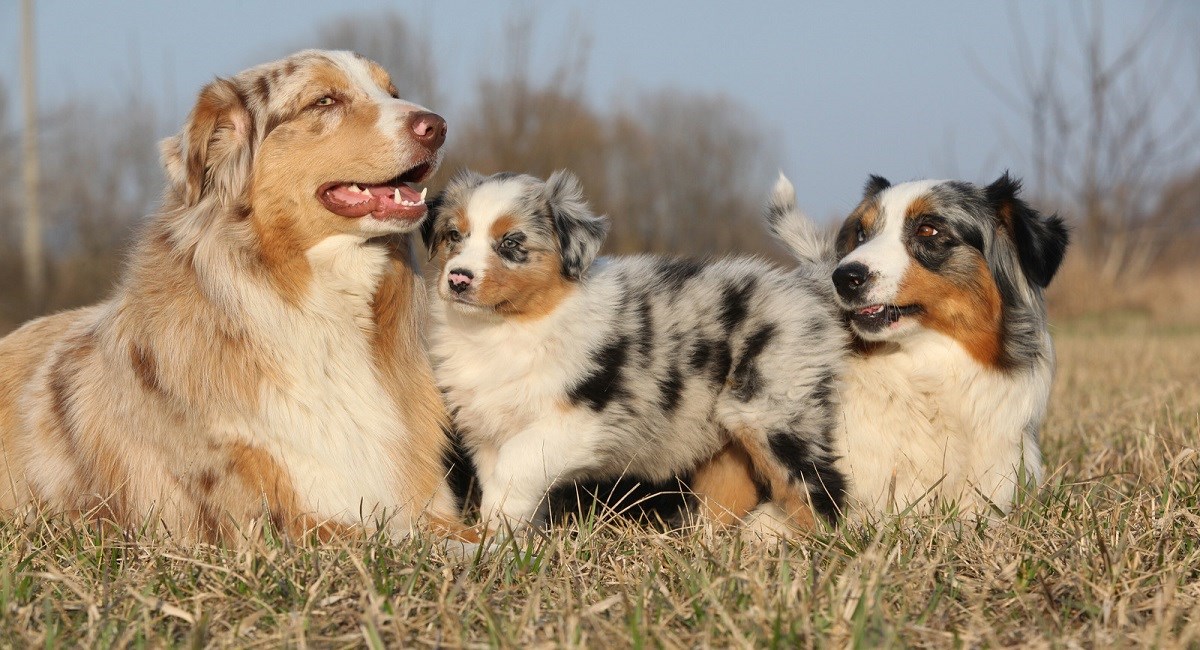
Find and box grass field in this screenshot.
[1,324,1197,648]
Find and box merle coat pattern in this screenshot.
[425,171,848,532]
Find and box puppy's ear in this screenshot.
[419,194,442,261]
[863,174,891,198]
[986,172,1069,288]
[545,170,609,280]
[160,78,254,207]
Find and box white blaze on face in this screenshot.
[325,51,428,141]
[443,180,526,286]
[840,180,945,306]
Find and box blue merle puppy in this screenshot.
[423,170,847,534]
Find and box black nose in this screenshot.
[448,268,474,294]
[832,262,872,300]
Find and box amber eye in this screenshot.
[917,224,939,237]
[313,96,336,107]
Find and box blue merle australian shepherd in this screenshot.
[694,172,1069,523]
[423,170,848,534]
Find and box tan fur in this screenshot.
[476,251,576,320]
[688,443,761,527]
[728,428,818,530]
[895,256,1004,367]
[0,50,463,541]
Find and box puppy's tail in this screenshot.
[764,173,834,269]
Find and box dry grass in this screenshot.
[1,327,1198,648]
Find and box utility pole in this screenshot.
[21,0,45,304]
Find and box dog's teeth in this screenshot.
[349,184,362,194]
[420,187,427,201]
[394,188,401,204]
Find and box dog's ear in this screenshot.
[420,170,487,260]
[863,174,891,198]
[160,78,254,207]
[545,170,609,280]
[418,195,441,261]
[986,172,1069,288]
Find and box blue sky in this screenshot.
[2,1,1198,221]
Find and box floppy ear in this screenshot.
[985,172,1069,288]
[418,195,441,261]
[159,78,254,207]
[863,174,891,198]
[420,169,486,260]
[545,170,609,280]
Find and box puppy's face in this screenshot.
[832,174,1067,365]
[424,171,609,319]
[161,49,445,242]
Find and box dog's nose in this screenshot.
[448,268,474,294]
[409,111,447,150]
[833,262,872,300]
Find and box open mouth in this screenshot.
[847,303,923,330]
[317,160,436,221]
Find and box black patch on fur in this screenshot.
[569,336,630,411]
[657,258,704,294]
[767,432,845,524]
[864,174,891,197]
[709,339,733,385]
[636,296,654,358]
[657,364,685,413]
[810,370,836,405]
[546,477,692,528]
[986,172,1069,287]
[718,278,756,334]
[730,323,777,402]
[688,339,712,371]
[443,426,480,515]
[496,232,529,263]
[419,194,442,255]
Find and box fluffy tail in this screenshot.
[764,173,833,268]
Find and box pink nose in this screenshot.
[409,111,447,150]
[448,269,473,294]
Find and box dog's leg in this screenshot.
[475,424,584,537]
[687,442,762,527]
[728,427,820,531]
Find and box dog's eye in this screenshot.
[917,224,939,237]
[500,238,519,250]
[312,96,337,107]
[446,229,462,243]
[856,226,866,243]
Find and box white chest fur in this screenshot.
[220,236,410,525]
[835,330,1048,515]
[429,297,598,446]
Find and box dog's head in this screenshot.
[831,173,1068,367]
[422,170,609,319]
[160,49,444,240]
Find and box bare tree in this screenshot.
[21,0,45,305]
[446,16,780,258]
[607,90,780,256]
[982,2,1200,281]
